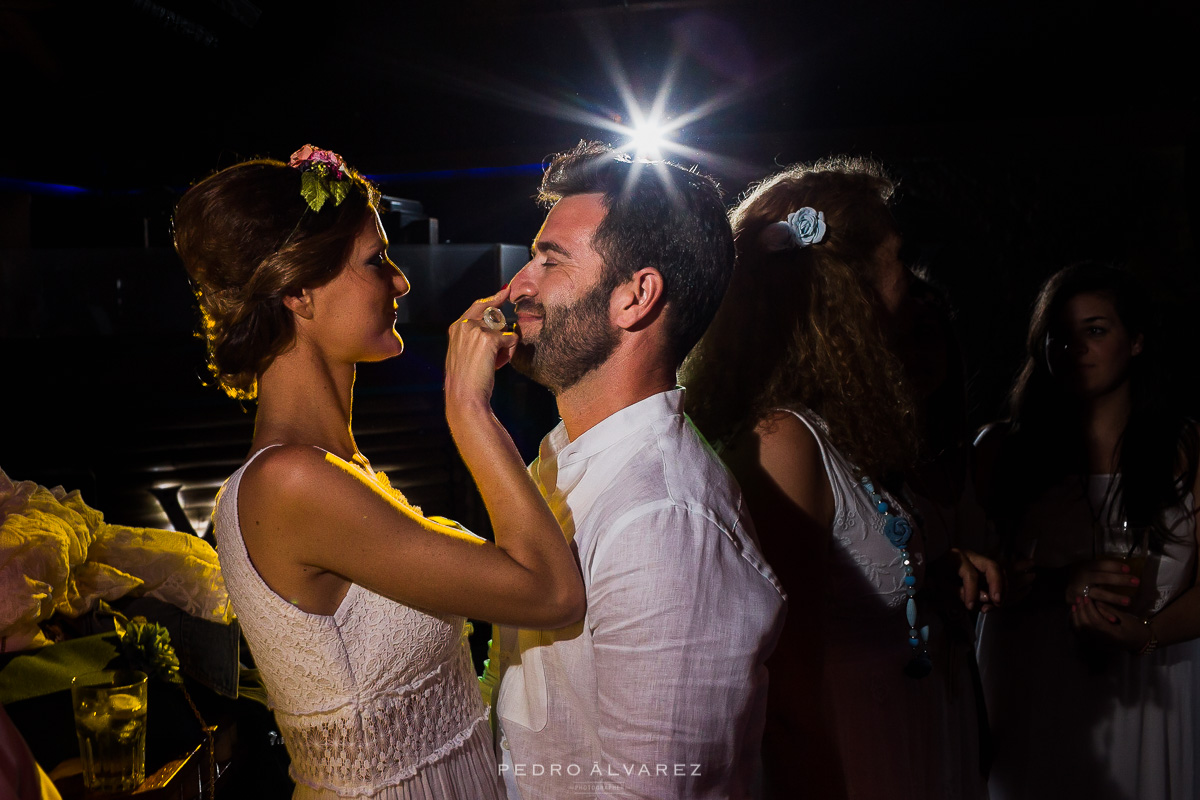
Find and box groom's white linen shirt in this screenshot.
[485,388,787,799]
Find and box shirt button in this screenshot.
[501,736,510,750]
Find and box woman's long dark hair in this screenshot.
[996,262,1197,548]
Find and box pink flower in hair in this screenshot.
[288,144,317,167]
[310,150,345,178]
[288,144,346,179]
[289,144,353,212]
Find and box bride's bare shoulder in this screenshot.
[238,445,376,521]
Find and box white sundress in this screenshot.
[212,446,503,799]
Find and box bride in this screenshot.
[172,145,584,799]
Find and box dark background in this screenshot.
[2,0,1199,529]
[1,4,1197,791]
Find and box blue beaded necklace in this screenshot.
[859,476,932,679]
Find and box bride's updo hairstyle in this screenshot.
[173,150,380,400]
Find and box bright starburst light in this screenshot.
[357,20,763,182]
[627,120,671,159]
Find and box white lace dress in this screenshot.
[786,409,986,800]
[212,447,503,799]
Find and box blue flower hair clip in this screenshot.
[761,207,828,252]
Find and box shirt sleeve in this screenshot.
[586,502,783,799]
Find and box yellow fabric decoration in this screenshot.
[0,468,234,652]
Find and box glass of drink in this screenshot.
[70,670,148,793]
[1099,522,1150,600]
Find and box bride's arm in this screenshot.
[240,287,585,629]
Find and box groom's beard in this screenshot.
[510,279,621,396]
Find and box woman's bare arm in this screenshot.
[723,411,845,800]
[238,288,585,629]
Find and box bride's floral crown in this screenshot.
[288,144,352,212]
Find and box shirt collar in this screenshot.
[542,387,685,468]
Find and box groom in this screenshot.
[483,141,786,799]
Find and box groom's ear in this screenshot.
[611,268,665,331]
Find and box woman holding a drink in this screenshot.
[974,262,1200,799]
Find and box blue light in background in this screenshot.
[0,177,94,195]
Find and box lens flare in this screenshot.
[628,121,671,158]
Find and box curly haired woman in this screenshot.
[682,156,995,800]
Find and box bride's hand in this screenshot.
[445,286,517,410]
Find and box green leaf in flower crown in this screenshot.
[329,179,350,207]
[300,170,327,212]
